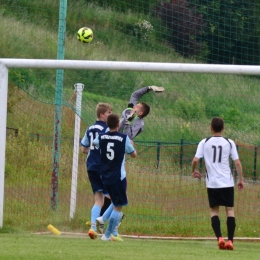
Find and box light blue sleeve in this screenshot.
[93,135,100,148]
[125,136,135,154]
[80,131,90,147]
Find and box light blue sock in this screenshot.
[112,212,123,237]
[112,223,119,237]
[105,210,120,238]
[102,203,114,222]
[91,205,101,231]
[112,226,119,237]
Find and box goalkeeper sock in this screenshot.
[227,217,236,242]
[211,215,222,238]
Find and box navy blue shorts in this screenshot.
[104,178,128,207]
[207,187,234,208]
[87,170,107,195]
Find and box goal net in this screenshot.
[1,59,260,238]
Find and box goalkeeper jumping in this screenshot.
[95,86,165,238]
[119,86,165,140]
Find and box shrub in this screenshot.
[133,19,154,42]
[174,94,206,120]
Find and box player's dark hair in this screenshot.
[107,114,119,129]
[211,117,224,132]
[140,102,150,118]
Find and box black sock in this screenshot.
[100,197,111,216]
[211,215,222,239]
[227,217,236,242]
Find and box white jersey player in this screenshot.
[192,117,243,250]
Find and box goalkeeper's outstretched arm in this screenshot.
[128,86,164,107]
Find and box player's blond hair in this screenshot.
[96,103,113,118]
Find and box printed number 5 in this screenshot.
[107,142,115,160]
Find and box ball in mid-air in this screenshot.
[77,27,93,43]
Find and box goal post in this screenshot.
[1,58,260,235]
[70,83,84,220]
[0,63,8,228]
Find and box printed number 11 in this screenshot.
[212,145,222,163]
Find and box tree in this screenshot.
[154,0,206,57]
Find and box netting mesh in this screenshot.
[1,0,260,237]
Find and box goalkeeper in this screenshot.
[95,86,165,236]
[118,86,164,139]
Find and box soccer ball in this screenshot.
[77,27,93,43]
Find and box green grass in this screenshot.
[0,233,260,260]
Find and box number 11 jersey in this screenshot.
[195,136,239,188]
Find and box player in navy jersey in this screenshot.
[80,102,112,239]
[95,86,165,235]
[191,117,244,250]
[93,114,137,241]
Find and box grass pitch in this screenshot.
[0,233,259,260]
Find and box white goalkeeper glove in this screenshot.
[125,111,137,125]
[148,86,165,92]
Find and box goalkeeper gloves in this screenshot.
[148,86,165,92]
[125,111,137,125]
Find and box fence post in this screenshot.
[179,139,184,170]
[253,146,257,183]
[156,142,161,169]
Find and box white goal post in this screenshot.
[1,58,260,228]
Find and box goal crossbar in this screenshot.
[1,58,260,74]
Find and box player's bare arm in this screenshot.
[234,159,244,190]
[81,146,90,154]
[191,157,202,179]
[130,150,137,158]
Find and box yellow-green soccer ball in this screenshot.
[77,27,93,43]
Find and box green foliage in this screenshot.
[7,84,21,113]
[116,18,155,43]
[189,0,260,65]
[90,0,159,14]
[221,107,242,126]
[0,226,16,234]
[174,94,206,120]
[9,69,56,103]
[1,0,59,28]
